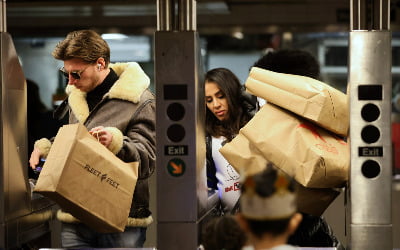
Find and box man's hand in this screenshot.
[89,126,113,148]
[29,148,42,169]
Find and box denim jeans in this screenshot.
[61,222,147,248]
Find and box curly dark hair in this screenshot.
[201,215,247,250]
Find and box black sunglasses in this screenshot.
[59,65,90,80]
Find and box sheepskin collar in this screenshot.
[65,62,150,123]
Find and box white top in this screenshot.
[211,136,241,213]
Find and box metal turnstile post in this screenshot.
[348,0,392,249]
[0,0,59,248]
[155,0,207,249]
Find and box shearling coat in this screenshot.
[35,62,155,227]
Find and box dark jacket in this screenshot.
[288,213,343,249]
[37,62,156,227]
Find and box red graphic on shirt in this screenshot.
[225,182,241,192]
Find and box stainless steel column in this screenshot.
[0,0,58,248]
[155,0,207,249]
[348,0,392,249]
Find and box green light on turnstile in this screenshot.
[167,158,186,177]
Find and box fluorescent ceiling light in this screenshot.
[197,2,229,14]
[232,31,244,39]
[101,33,129,40]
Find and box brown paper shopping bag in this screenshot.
[222,103,349,189]
[218,132,268,177]
[296,185,341,216]
[34,123,138,233]
[245,67,349,137]
[220,130,342,216]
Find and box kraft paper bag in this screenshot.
[245,67,349,137]
[220,131,341,216]
[34,123,138,233]
[296,186,341,216]
[218,132,268,177]
[221,103,349,189]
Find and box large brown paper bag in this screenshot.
[218,131,268,177]
[222,103,349,188]
[245,67,348,137]
[34,123,138,233]
[296,186,341,216]
[220,132,341,216]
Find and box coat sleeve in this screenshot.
[116,99,156,180]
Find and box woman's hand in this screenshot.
[89,126,113,148]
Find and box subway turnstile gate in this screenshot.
[348,0,393,249]
[0,1,59,248]
[154,0,398,249]
[155,0,210,249]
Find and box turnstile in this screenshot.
[348,0,393,249]
[0,2,59,248]
[155,0,209,249]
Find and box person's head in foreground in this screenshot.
[201,215,247,250]
[237,163,303,250]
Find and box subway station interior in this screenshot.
[1,0,400,249]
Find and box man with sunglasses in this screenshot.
[29,29,155,248]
